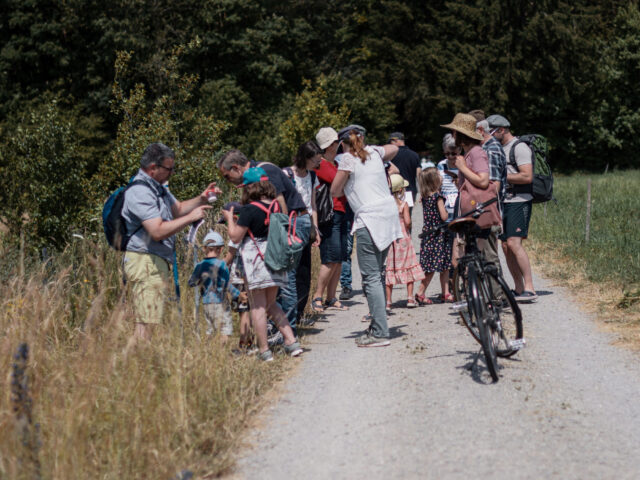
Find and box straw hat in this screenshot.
[390,174,409,193]
[440,113,483,141]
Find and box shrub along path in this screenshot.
[230,206,640,479]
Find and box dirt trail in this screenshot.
[230,207,640,480]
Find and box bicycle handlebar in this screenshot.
[418,196,498,239]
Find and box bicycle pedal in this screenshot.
[509,338,526,350]
[451,301,468,312]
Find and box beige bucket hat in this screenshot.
[440,113,483,141]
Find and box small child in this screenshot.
[416,168,453,304]
[385,174,425,310]
[188,230,247,344]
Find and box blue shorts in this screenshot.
[500,201,532,240]
[319,210,348,264]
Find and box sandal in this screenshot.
[407,299,417,308]
[440,293,455,303]
[324,297,349,311]
[311,297,325,313]
[386,301,392,313]
[415,293,433,306]
[362,314,372,323]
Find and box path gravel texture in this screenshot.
[231,206,640,480]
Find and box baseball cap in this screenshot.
[388,131,404,143]
[203,230,224,247]
[316,127,338,150]
[238,167,269,187]
[337,124,366,142]
[486,114,511,128]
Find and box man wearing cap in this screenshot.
[487,114,537,302]
[388,132,421,216]
[122,142,219,342]
[314,127,355,304]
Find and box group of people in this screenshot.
[120,111,537,359]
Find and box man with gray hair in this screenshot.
[469,109,508,304]
[487,114,537,302]
[122,142,219,341]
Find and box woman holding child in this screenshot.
[223,167,303,362]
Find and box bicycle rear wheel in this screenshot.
[487,272,524,358]
[469,267,499,382]
[452,265,480,344]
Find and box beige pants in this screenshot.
[124,252,171,325]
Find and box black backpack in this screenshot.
[508,134,554,203]
[102,179,153,250]
[282,167,334,226]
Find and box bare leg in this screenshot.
[265,286,297,345]
[385,284,392,305]
[439,270,450,297]
[326,263,342,301]
[248,289,269,353]
[506,237,535,293]
[313,262,338,301]
[417,272,435,297]
[406,281,414,300]
[238,310,252,347]
[134,322,153,342]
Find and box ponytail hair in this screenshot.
[342,130,368,163]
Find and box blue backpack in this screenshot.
[102,180,151,250]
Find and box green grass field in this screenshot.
[529,170,640,298]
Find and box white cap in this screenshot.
[203,230,224,247]
[316,127,338,150]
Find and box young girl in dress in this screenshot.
[385,174,425,310]
[415,167,452,305]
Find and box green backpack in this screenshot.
[247,200,305,272]
[508,134,555,203]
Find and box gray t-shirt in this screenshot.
[502,138,533,203]
[122,169,177,261]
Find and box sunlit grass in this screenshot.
[0,236,288,478]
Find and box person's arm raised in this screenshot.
[142,205,211,242]
[171,182,222,217]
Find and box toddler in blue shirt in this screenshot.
[188,230,247,343]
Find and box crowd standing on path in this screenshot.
[117,110,539,357]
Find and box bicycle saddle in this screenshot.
[447,217,477,234]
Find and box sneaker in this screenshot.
[267,331,284,347]
[355,333,390,347]
[259,350,274,362]
[514,290,538,303]
[339,286,353,300]
[284,341,303,357]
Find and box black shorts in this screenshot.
[499,201,532,240]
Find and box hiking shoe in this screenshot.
[355,333,390,347]
[339,286,353,300]
[515,290,538,303]
[267,331,284,347]
[259,350,274,362]
[284,341,303,357]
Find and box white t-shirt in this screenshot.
[437,159,459,220]
[293,171,319,214]
[337,145,389,219]
[502,138,533,203]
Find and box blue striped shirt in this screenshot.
[482,136,507,201]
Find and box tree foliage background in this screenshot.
[1,0,639,247]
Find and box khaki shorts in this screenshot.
[124,252,171,325]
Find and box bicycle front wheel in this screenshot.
[469,267,499,382]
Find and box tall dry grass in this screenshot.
[0,236,288,479]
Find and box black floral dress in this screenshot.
[420,193,452,273]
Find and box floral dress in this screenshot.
[386,201,425,285]
[420,193,452,273]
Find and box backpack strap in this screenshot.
[249,199,281,226]
[283,166,295,184]
[508,139,522,171]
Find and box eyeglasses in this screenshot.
[444,151,458,157]
[157,164,176,173]
[490,128,500,135]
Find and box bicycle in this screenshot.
[420,198,524,382]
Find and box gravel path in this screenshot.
[231,206,640,479]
